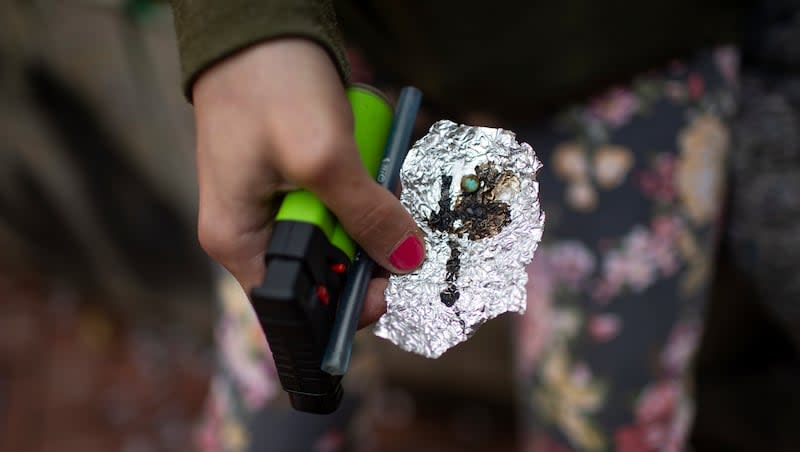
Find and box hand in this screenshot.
[192,39,425,327]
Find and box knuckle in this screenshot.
[290,151,340,188]
[278,129,351,188]
[197,212,237,263]
[347,195,399,247]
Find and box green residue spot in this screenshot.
[460,174,479,193]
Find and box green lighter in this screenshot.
[250,85,393,414]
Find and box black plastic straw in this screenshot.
[322,86,423,375]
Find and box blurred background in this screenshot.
[1,1,800,452]
[1,1,214,450]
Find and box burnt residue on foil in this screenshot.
[376,120,545,358]
[429,162,514,240]
[441,240,461,308]
[429,162,515,309]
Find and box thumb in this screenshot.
[302,141,426,274]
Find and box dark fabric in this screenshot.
[168,0,745,107]
[692,253,800,452]
[729,0,800,334]
[336,0,745,118]
[169,0,349,100]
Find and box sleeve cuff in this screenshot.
[170,0,349,101]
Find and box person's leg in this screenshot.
[514,46,739,451]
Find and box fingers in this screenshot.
[359,277,389,329]
[193,97,282,294]
[196,182,275,293]
[292,138,426,274]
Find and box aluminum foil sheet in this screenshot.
[375,120,545,358]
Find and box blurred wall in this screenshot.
[0,0,212,335]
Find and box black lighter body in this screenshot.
[249,85,394,414]
[251,221,348,414]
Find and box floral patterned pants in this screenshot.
[201,46,740,452]
[513,47,738,452]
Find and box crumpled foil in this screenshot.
[374,120,545,358]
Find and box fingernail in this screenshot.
[388,235,425,272]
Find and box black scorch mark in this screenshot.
[440,240,461,307]
[427,162,515,310]
[428,175,456,232]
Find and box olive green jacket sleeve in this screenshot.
[169,0,349,101]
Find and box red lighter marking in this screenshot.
[316,285,330,305]
[330,262,347,274]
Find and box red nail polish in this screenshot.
[388,235,425,271]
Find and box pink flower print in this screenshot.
[649,216,683,275]
[603,252,628,288]
[196,377,233,452]
[623,226,651,255]
[663,394,693,452]
[714,45,739,87]
[637,153,677,202]
[313,429,346,452]
[196,424,220,452]
[591,278,619,304]
[547,241,597,289]
[615,425,651,452]
[654,154,677,186]
[687,73,705,99]
[571,361,593,386]
[648,239,680,276]
[592,251,628,302]
[589,87,641,128]
[635,380,679,425]
[616,379,692,452]
[593,220,682,301]
[607,233,658,292]
[660,323,700,376]
[643,422,670,449]
[219,319,278,411]
[625,256,657,293]
[588,314,622,342]
[651,215,682,242]
[196,402,222,452]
